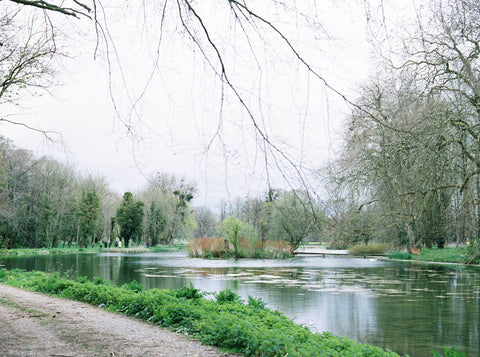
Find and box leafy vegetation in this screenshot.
[348,243,388,256]
[116,192,145,248]
[0,269,401,357]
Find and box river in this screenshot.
[1,251,478,357]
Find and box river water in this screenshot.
[1,252,478,357]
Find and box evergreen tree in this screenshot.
[116,192,144,248]
[77,189,101,247]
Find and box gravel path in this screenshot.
[0,284,239,357]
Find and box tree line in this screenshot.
[324,0,480,263]
[0,136,325,251]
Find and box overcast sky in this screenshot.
[0,1,388,209]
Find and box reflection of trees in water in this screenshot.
[372,267,479,357]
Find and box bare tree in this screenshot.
[0,9,60,137]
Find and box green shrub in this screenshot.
[215,289,241,303]
[349,243,387,256]
[122,279,144,293]
[247,295,267,310]
[176,282,202,300]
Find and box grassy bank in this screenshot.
[0,243,185,257]
[388,247,474,264]
[0,268,401,357]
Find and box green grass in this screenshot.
[0,247,103,256]
[0,268,402,357]
[388,247,468,264]
[0,244,186,257]
[148,243,186,252]
[416,247,466,263]
[388,251,412,260]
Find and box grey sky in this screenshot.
[0,1,394,208]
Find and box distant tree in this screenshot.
[145,201,167,246]
[116,192,144,248]
[269,191,321,253]
[221,216,242,259]
[194,206,217,238]
[141,173,196,244]
[77,189,100,247]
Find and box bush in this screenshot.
[247,296,267,310]
[215,289,241,303]
[176,282,202,300]
[465,242,480,264]
[122,279,144,293]
[348,243,387,256]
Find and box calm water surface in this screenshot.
[1,252,479,357]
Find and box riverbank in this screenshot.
[0,244,185,257]
[0,268,401,357]
[387,246,480,265]
[0,283,235,357]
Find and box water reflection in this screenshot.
[1,252,478,357]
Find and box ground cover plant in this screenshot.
[0,268,401,357]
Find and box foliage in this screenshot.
[0,268,401,357]
[141,173,197,245]
[116,192,144,248]
[77,189,101,247]
[247,296,268,310]
[0,137,117,249]
[176,282,202,300]
[326,0,480,255]
[215,289,240,303]
[269,191,322,253]
[220,216,242,258]
[122,279,144,293]
[145,201,167,246]
[348,243,388,256]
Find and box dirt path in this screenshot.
[0,284,238,357]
